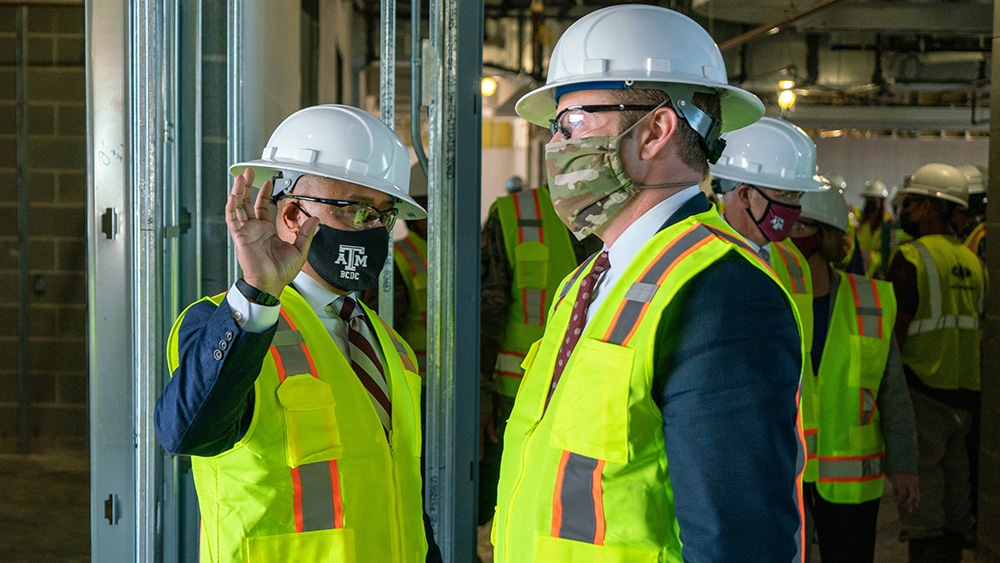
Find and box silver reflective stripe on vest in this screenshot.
[523,288,544,326]
[298,461,338,531]
[605,226,712,346]
[804,431,817,459]
[515,189,542,243]
[273,316,311,376]
[849,274,883,338]
[818,455,884,482]
[906,242,979,336]
[860,388,875,426]
[554,451,604,544]
[398,237,426,274]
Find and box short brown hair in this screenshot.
[606,87,721,178]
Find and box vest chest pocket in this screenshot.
[515,241,550,289]
[549,339,634,464]
[276,374,344,468]
[849,335,889,427]
[245,528,355,562]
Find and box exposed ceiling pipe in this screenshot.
[718,0,846,52]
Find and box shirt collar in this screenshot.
[605,185,701,274]
[720,209,768,256]
[291,271,352,316]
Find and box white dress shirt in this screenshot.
[226,271,385,365]
[587,185,703,322]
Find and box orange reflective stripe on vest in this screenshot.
[804,428,817,461]
[398,236,427,276]
[271,312,345,533]
[773,243,806,294]
[551,451,606,546]
[847,274,884,339]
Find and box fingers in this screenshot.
[255,180,274,222]
[292,216,321,257]
[226,173,248,234]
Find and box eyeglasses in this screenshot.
[549,104,659,139]
[278,195,398,231]
[752,185,803,205]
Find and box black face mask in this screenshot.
[306,223,390,293]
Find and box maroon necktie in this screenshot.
[333,295,392,431]
[546,250,610,406]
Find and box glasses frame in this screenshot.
[278,194,399,231]
[549,104,660,138]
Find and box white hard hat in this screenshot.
[800,184,849,232]
[901,163,969,208]
[825,174,847,191]
[709,117,826,192]
[861,180,889,199]
[515,5,764,142]
[229,104,426,220]
[957,164,986,196]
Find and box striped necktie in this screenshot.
[332,295,392,431]
[758,245,770,264]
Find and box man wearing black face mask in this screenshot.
[889,163,984,563]
[154,105,440,563]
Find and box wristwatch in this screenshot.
[236,278,280,306]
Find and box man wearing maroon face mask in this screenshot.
[709,116,828,559]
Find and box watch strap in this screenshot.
[236,278,280,306]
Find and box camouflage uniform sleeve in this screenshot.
[480,208,511,407]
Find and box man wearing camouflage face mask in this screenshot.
[493,5,806,563]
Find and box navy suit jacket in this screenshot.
[651,193,803,562]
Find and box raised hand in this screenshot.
[225,168,319,297]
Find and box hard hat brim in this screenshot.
[515,76,765,134]
[899,186,969,208]
[229,159,428,220]
[709,170,828,192]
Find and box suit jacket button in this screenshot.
[225,330,234,342]
[219,340,228,351]
[213,349,223,361]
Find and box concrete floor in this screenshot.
[0,449,976,562]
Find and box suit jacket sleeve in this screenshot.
[154,297,277,457]
[654,256,803,563]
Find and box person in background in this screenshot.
[709,115,827,562]
[792,185,919,563]
[954,164,987,259]
[154,105,438,562]
[890,163,985,563]
[858,179,890,278]
[493,5,804,562]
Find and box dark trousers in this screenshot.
[806,482,881,563]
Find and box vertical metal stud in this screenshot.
[378,0,396,325]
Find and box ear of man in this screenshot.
[634,107,680,161]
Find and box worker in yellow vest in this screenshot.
[390,163,430,377]
[478,182,589,534]
[709,116,827,561]
[889,163,985,563]
[494,6,805,562]
[792,185,919,563]
[954,164,987,259]
[858,179,890,278]
[154,105,437,562]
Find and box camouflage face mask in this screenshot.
[544,104,699,240]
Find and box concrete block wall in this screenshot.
[0,5,87,452]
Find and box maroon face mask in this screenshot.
[791,233,821,259]
[746,186,802,242]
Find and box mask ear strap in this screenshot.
[618,98,672,139]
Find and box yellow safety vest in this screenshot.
[815,273,896,504]
[771,240,818,482]
[166,288,427,563]
[493,186,578,397]
[393,231,428,376]
[893,235,984,391]
[493,209,802,562]
[965,223,985,258]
